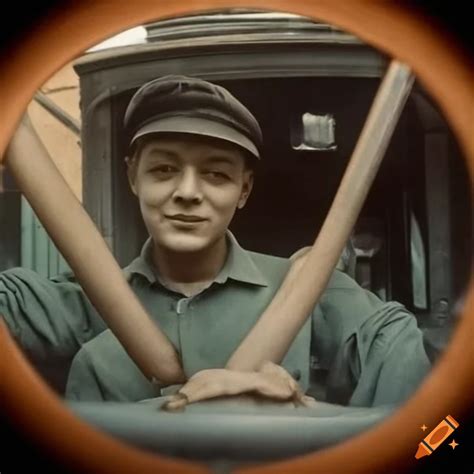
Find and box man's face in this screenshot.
[128,134,254,253]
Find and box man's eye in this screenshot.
[204,170,230,181]
[150,165,176,174]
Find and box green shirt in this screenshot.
[1,233,430,406]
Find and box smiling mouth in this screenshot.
[166,215,207,223]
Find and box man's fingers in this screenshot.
[176,370,232,403]
[300,395,318,407]
[255,361,302,400]
[254,372,298,400]
[179,381,221,403]
[161,393,189,411]
[161,365,311,411]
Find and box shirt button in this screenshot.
[176,298,190,314]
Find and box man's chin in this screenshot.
[155,234,213,254]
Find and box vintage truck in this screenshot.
[2,8,471,465]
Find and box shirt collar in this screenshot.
[123,239,157,284]
[124,230,268,288]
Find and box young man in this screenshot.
[1,76,430,407]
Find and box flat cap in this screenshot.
[123,75,263,159]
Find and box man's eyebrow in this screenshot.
[204,155,239,166]
[146,147,179,159]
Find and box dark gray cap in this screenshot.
[123,75,263,159]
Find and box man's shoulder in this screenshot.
[242,250,359,287]
[238,249,363,289]
[233,248,291,288]
[245,249,291,272]
[326,268,361,291]
[0,266,84,291]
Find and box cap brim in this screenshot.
[130,116,260,159]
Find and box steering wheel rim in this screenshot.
[1,2,473,473]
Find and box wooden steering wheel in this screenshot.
[1,2,473,473]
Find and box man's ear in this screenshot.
[125,156,138,195]
[237,171,254,209]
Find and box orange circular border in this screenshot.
[1,2,473,473]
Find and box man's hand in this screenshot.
[162,361,315,411]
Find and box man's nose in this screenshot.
[172,169,203,203]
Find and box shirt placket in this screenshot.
[174,295,194,376]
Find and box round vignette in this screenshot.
[0,2,473,473]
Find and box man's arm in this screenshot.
[312,270,431,407]
[65,329,160,402]
[352,309,431,406]
[0,267,106,360]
